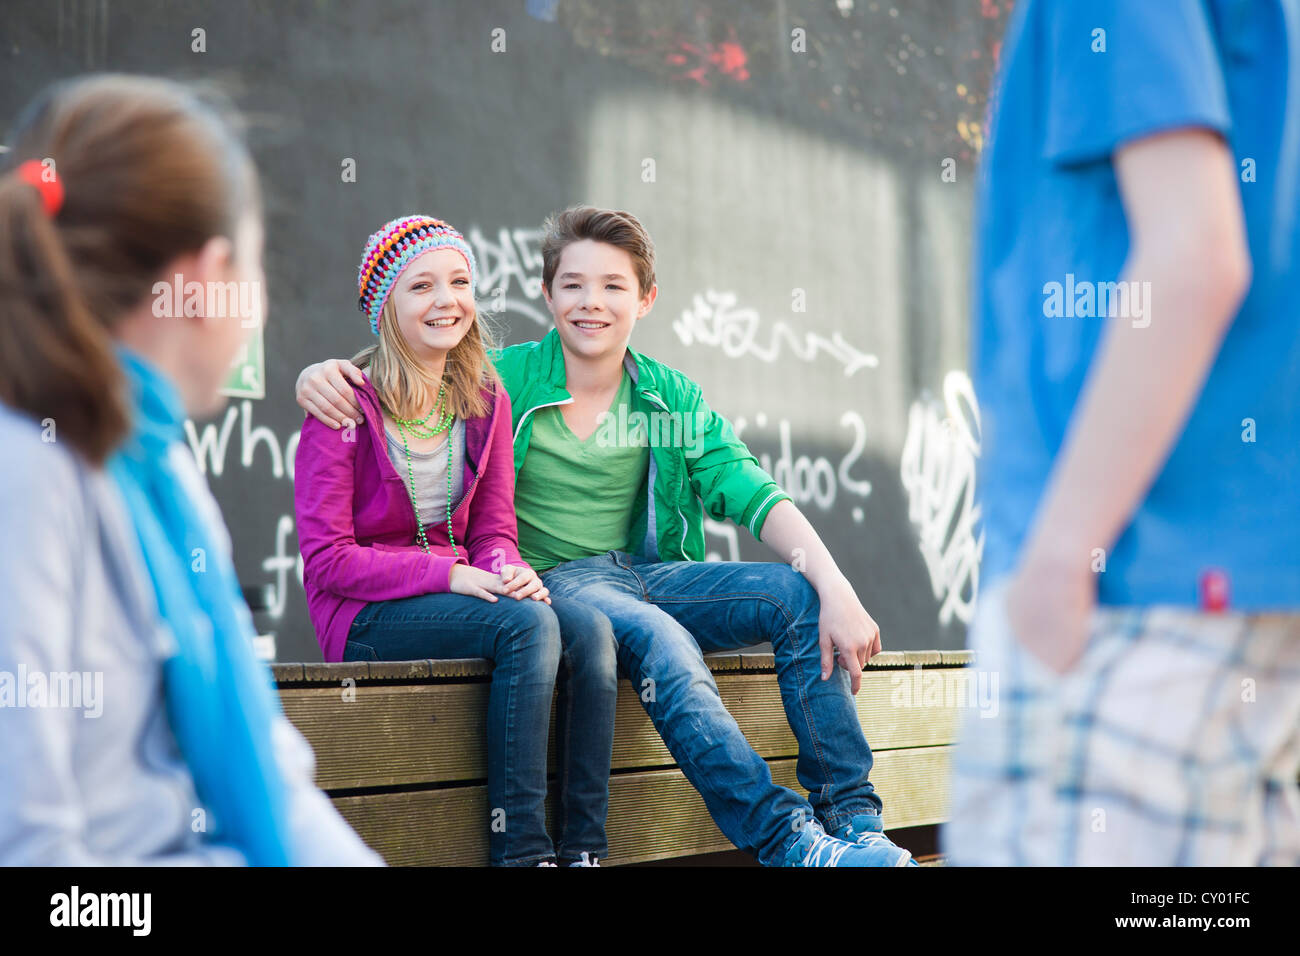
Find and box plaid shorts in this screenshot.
[942,578,1300,866]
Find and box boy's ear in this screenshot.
[637,283,658,319]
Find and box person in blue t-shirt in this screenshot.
[945,0,1300,865]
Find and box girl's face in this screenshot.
[389,248,476,360]
[544,239,655,366]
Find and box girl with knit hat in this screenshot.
[293,215,617,866]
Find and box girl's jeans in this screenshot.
[344,590,617,866]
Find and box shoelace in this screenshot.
[802,830,853,867]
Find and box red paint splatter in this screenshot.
[663,27,750,86]
[714,41,749,79]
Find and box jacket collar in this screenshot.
[534,326,667,409]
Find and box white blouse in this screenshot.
[0,403,382,866]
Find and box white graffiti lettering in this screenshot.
[466,225,550,327]
[184,402,304,621]
[261,513,305,621]
[673,289,879,376]
[899,370,983,626]
[733,411,872,514]
[702,518,740,563]
[184,400,299,481]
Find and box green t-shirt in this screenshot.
[514,370,649,573]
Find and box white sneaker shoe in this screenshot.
[567,852,600,867]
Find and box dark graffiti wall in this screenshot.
[1,0,1013,660]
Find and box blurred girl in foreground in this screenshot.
[0,73,380,865]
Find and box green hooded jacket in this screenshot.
[490,328,790,563]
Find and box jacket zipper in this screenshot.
[639,389,690,555]
[449,472,480,522]
[513,396,574,443]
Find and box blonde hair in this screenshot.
[351,297,497,421]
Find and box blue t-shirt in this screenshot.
[974,0,1300,608]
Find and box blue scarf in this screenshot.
[107,348,293,866]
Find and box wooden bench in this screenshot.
[272,649,974,865]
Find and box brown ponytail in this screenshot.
[0,74,259,466]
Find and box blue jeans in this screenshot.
[540,551,883,866]
[344,591,616,866]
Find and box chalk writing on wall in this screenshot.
[186,400,303,621]
[673,289,879,376]
[733,410,873,520]
[703,518,739,563]
[900,370,982,626]
[467,226,550,330]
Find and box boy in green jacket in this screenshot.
[296,206,914,867]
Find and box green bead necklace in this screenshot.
[390,383,458,557]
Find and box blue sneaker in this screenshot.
[833,812,920,866]
[782,820,914,867]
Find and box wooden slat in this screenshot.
[703,652,745,671]
[281,668,967,790]
[281,683,492,788]
[276,653,976,684]
[857,666,978,748]
[301,661,369,682]
[367,660,432,680]
[280,658,494,683]
[332,746,952,867]
[271,662,304,681]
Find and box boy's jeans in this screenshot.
[541,550,884,866]
[344,591,617,866]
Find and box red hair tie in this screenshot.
[14,160,65,217]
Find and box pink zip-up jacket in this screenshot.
[293,372,529,662]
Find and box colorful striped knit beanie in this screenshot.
[356,215,478,334]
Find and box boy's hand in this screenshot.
[1004,547,1096,675]
[296,359,366,429]
[500,564,551,604]
[817,575,882,695]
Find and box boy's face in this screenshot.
[543,239,656,368]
